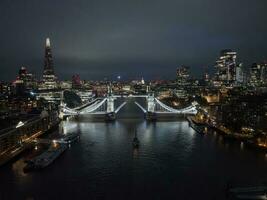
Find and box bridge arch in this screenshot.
[59,91,197,121]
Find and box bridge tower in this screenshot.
[107,85,114,113]
[146,86,155,112]
[147,92,155,112]
[59,91,65,120]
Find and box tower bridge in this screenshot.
[59,88,198,121]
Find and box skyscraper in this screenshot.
[175,66,190,98]
[249,62,267,86]
[13,66,36,95]
[235,63,244,85]
[176,66,190,87]
[42,38,57,90]
[215,49,237,85]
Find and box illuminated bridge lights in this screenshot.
[60,95,198,119]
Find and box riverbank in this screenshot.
[0,116,60,167]
[188,116,267,152]
[187,116,206,134]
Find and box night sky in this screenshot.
[0,0,267,81]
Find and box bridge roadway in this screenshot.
[60,95,197,121]
[113,95,147,98]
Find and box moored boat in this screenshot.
[24,143,67,172]
[187,117,205,134]
[229,186,267,193]
[236,194,267,199]
[228,185,267,200]
[61,132,80,144]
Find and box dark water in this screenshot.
[2,98,267,200]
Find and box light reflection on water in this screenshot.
[12,159,28,178]
[2,100,267,199]
[240,141,244,150]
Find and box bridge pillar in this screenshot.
[59,101,64,120]
[107,96,114,113]
[107,85,115,113]
[59,91,67,120]
[146,93,157,121]
[59,111,65,120]
[59,104,69,120]
[147,93,155,112]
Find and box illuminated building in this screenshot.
[249,62,267,86]
[215,49,237,85]
[35,90,61,103]
[141,77,145,85]
[176,66,190,87]
[76,90,94,102]
[0,111,59,166]
[59,81,72,89]
[122,85,131,91]
[200,71,211,87]
[204,72,209,82]
[174,89,188,99]
[72,74,82,89]
[235,63,244,85]
[175,66,190,98]
[0,82,14,96]
[41,38,57,90]
[14,66,36,95]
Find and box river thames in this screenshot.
[1,98,267,200]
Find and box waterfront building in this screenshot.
[220,93,266,132]
[0,110,59,166]
[35,90,61,104]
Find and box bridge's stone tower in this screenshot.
[146,85,155,112]
[147,93,155,112]
[107,96,114,113]
[107,86,114,113]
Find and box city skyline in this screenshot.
[0,0,267,80]
[2,37,267,82]
[1,1,267,199]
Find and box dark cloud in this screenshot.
[0,0,267,80]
